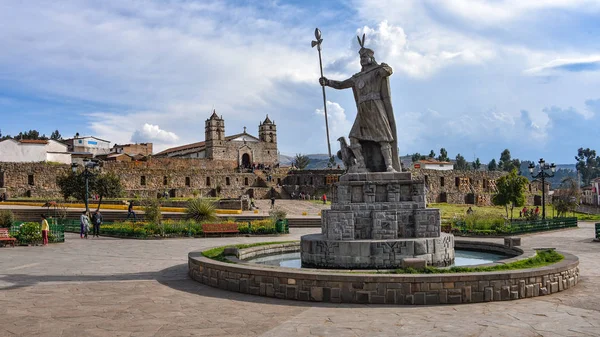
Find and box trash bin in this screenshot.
[276,219,289,234]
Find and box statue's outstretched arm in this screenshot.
[320,77,353,90]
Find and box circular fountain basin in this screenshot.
[248,249,507,268]
[188,240,579,305]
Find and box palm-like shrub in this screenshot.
[186,199,216,222]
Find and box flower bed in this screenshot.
[10,222,64,245]
[60,218,285,238]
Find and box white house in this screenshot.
[414,159,454,171]
[64,136,111,156]
[0,139,71,164]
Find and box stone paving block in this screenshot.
[414,292,426,305]
[501,286,510,301]
[386,289,396,304]
[484,287,493,302]
[525,284,534,298]
[471,291,483,303]
[448,295,462,304]
[426,294,440,305]
[298,291,309,301]
[356,291,370,304]
[310,287,323,301]
[463,286,472,303]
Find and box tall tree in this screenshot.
[488,159,497,171]
[50,130,62,140]
[472,158,481,170]
[438,148,449,162]
[575,148,600,185]
[411,152,426,163]
[56,170,123,213]
[428,150,435,158]
[492,169,529,220]
[552,177,579,217]
[454,153,468,170]
[498,149,514,172]
[294,153,310,170]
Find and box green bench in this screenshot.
[595,223,600,241]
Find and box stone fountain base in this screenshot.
[300,171,455,269]
[301,233,454,268]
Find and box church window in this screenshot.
[163,176,168,185]
[185,177,191,187]
[226,177,230,186]
[244,177,249,186]
[277,178,281,185]
[206,177,211,186]
[310,177,313,185]
[455,177,460,187]
[28,174,34,186]
[529,184,532,192]
[140,176,146,186]
[440,177,445,187]
[483,179,487,189]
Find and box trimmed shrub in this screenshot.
[0,210,14,228]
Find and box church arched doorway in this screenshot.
[242,153,251,168]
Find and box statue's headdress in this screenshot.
[357,33,374,57]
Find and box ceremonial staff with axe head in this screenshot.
[311,28,333,162]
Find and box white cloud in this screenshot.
[315,101,353,143]
[131,124,179,144]
[344,21,496,78]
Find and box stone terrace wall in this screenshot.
[188,248,579,305]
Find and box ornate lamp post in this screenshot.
[71,159,99,213]
[528,158,556,220]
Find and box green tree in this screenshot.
[56,170,122,213]
[428,150,435,158]
[93,172,123,212]
[50,130,62,140]
[552,177,579,217]
[454,153,468,170]
[294,153,310,169]
[15,130,47,140]
[411,153,425,162]
[472,158,481,170]
[492,169,529,220]
[575,148,600,186]
[438,148,449,162]
[488,159,497,171]
[498,149,518,172]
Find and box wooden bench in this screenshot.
[202,223,239,237]
[0,228,17,247]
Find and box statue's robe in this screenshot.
[328,63,400,171]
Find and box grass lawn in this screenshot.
[430,203,600,223]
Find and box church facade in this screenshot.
[155,111,278,167]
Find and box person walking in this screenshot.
[92,210,102,238]
[322,193,327,205]
[41,214,49,246]
[127,200,136,221]
[80,211,90,239]
[270,196,275,209]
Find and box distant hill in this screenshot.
[279,153,343,169]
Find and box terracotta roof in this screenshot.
[417,159,452,165]
[18,139,48,144]
[155,141,206,156]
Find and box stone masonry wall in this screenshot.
[188,247,579,305]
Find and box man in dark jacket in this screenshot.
[92,211,103,238]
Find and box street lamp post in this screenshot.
[528,158,556,220]
[71,159,99,213]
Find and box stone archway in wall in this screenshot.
[242,153,251,168]
[238,145,253,169]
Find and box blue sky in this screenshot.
[1,0,599,164]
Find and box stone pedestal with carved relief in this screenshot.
[301,172,455,269]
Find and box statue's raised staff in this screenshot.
[320,34,400,173]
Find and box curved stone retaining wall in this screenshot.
[188,245,579,305]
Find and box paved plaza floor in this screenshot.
[1,223,599,337]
